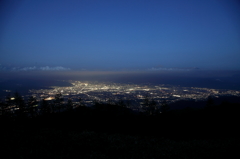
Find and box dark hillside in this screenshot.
[1,98,240,158]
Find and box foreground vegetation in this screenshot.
[1,93,240,158]
[2,128,239,159]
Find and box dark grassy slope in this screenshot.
[26,102,239,139]
[2,128,239,159]
[1,102,240,159]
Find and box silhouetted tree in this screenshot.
[93,99,101,106]
[54,93,64,112]
[142,95,158,115]
[126,99,131,108]
[0,100,7,116]
[142,94,150,113]
[206,96,214,108]
[5,94,14,116]
[160,99,170,113]
[28,96,38,117]
[149,99,157,115]
[14,92,25,117]
[66,98,73,111]
[78,97,86,107]
[40,99,50,115]
[5,93,10,102]
[107,98,114,105]
[1,95,9,116]
[116,98,126,107]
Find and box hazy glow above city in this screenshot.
[1,69,240,101]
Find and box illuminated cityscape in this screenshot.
[22,80,239,111]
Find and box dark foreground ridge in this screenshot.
[1,94,240,158]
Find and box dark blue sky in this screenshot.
[1,0,240,70]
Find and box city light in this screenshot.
[26,80,240,109]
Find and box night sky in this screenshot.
[1,0,240,71]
